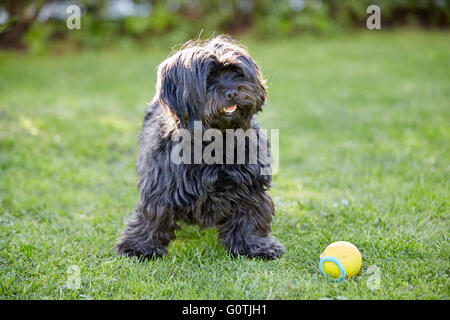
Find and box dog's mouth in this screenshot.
[222,104,237,115]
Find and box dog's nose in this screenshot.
[225,89,238,101]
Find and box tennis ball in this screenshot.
[319,241,362,280]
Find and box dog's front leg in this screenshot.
[218,194,285,260]
[116,205,175,260]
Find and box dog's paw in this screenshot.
[116,244,167,260]
[230,236,285,260]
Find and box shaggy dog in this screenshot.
[116,36,285,260]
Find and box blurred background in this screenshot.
[0,0,449,52]
[0,1,449,300]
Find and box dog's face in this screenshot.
[155,36,267,130]
[205,64,265,129]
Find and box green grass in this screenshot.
[0,31,449,299]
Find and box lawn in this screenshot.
[0,31,449,299]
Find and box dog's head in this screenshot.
[155,36,267,130]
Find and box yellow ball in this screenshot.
[320,241,362,280]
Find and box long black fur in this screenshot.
[116,36,285,260]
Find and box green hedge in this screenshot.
[1,0,449,51]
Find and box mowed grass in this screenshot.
[0,31,449,299]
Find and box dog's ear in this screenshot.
[156,50,212,129]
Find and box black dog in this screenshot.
[116,36,285,260]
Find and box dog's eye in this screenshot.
[218,69,229,77]
[219,70,243,80]
[207,70,220,84]
[207,69,217,78]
